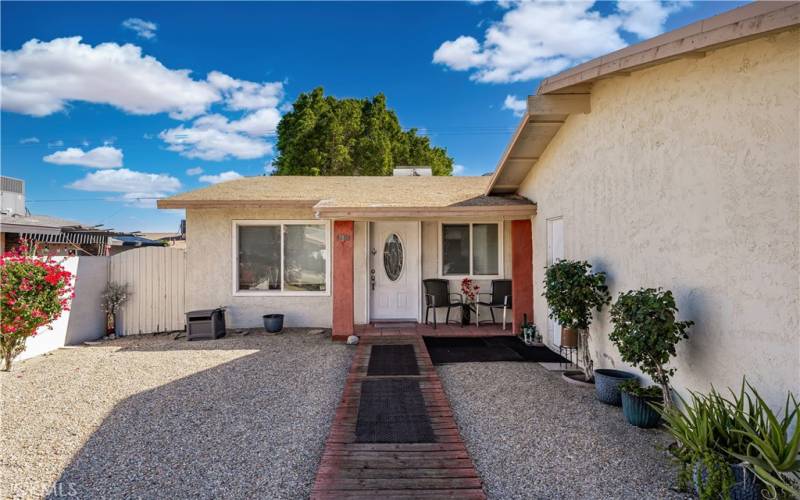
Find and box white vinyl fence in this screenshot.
[110,247,186,335]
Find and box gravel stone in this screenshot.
[1,329,351,499]
[437,362,690,500]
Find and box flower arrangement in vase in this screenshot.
[460,278,480,325]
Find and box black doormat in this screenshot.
[355,379,435,443]
[424,336,570,365]
[367,344,419,376]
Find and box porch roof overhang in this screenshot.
[486,1,800,196]
[157,175,536,219]
[313,201,536,220]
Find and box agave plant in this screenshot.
[729,383,800,498]
[660,380,800,499]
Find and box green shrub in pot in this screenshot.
[542,259,610,382]
[608,287,692,408]
[619,379,663,428]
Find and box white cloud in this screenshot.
[68,168,181,208]
[207,71,284,111]
[193,108,280,137]
[122,18,158,40]
[618,1,689,39]
[186,167,204,176]
[502,94,527,116]
[160,120,272,161]
[19,137,39,144]
[1,37,219,118]
[264,161,276,175]
[433,1,688,83]
[47,140,64,148]
[199,171,243,184]
[43,146,123,168]
[432,36,487,71]
[452,164,466,175]
[160,107,279,161]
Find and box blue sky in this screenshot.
[1,1,745,232]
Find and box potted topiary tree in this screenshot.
[542,259,611,384]
[609,287,693,409]
[0,240,74,371]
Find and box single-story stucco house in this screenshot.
[159,1,799,407]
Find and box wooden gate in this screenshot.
[110,247,185,335]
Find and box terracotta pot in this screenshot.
[561,327,578,348]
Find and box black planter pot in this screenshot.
[693,462,760,500]
[621,390,662,428]
[263,314,284,333]
[594,368,637,406]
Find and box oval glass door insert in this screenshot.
[383,233,404,281]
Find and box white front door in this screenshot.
[546,217,564,346]
[370,221,419,320]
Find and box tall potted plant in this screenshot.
[608,287,692,408]
[542,259,610,383]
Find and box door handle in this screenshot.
[370,269,376,290]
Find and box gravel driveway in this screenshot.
[438,362,688,500]
[1,330,352,499]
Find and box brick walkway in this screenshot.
[312,335,486,499]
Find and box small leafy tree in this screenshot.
[609,288,692,407]
[0,240,74,371]
[542,260,610,381]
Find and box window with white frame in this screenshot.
[235,221,328,293]
[441,222,501,277]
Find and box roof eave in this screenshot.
[156,199,319,209]
[314,203,537,220]
[486,1,800,196]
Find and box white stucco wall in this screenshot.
[186,208,332,329]
[517,30,800,408]
[19,256,107,361]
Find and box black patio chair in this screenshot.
[423,279,462,329]
[476,279,512,329]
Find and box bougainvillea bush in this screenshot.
[0,241,74,371]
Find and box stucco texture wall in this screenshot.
[186,208,332,329]
[517,30,800,407]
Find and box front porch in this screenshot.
[331,217,535,342]
[354,321,514,338]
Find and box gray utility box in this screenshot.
[186,308,226,341]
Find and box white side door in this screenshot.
[370,221,419,320]
[546,218,564,346]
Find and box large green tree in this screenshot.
[273,87,453,176]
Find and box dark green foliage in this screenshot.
[542,260,610,330]
[619,379,663,399]
[609,288,692,406]
[273,87,453,176]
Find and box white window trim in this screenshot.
[232,219,331,297]
[437,221,504,280]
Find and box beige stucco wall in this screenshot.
[187,210,515,328]
[518,29,800,408]
[185,207,332,329]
